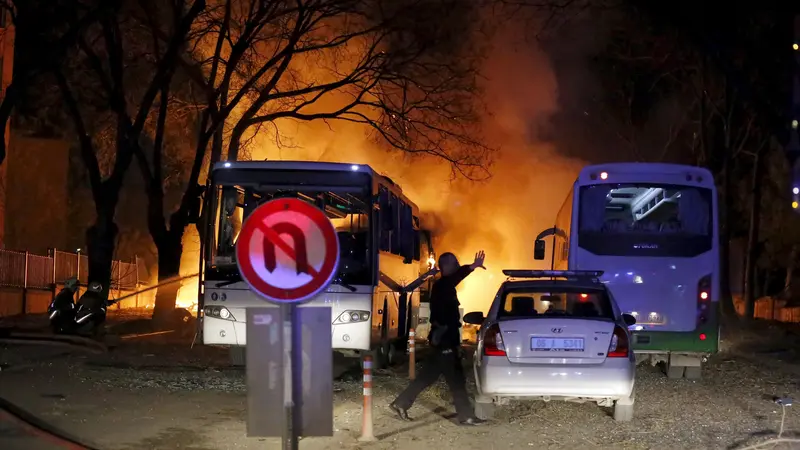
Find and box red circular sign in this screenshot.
[236,198,340,303]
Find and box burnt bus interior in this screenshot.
[206,168,375,286]
[204,167,434,291]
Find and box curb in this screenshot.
[0,328,108,353]
[0,395,101,450]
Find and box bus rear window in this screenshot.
[577,184,713,257]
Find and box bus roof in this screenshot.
[210,160,417,209]
[211,160,377,174]
[577,163,714,187]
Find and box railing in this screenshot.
[0,248,141,291]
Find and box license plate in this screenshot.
[531,337,584,352]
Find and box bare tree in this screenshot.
[582,8,698,163]
[54,0,204,295]
[0,0,111,166]
[136,0,492,320]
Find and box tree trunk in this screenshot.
[785,243,798,301]
[151,227,186,326]
[743,149,766,319]
[85,212,119,300]
[227,123,247,161]
[762,269,771,298]
[718,151,736,318]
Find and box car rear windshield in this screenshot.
[497,287,615,320]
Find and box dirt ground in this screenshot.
[2,315,800,449]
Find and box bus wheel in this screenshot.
[230,347,246,367]
[371,341,393,370]
[385,340,399,367]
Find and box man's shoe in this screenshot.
[389,402,413,421]
[459,417,487,426]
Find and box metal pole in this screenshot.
[23,251,28,289]
[22,251,29,314]
[358,354,376,441]
[134,256,140,308]
[52,248,57,284]
[281,303,299,450]
[76,250,81,283]
[408,328,416,380]
[49,248,57,302]
[117,260,122,309]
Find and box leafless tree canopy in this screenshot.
[179,0,492,178]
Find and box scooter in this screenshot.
[48,278,78,334]
[74,281,107,337]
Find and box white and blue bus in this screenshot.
[198,161,436,368]
[535,163,719,379]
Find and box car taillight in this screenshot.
[607,325,629,357]
[697,274,711,325]
[483,323,506,357]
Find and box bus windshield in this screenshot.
[207,170,374,286]
[577,184,713,257]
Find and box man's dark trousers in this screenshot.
[393,347,473,420]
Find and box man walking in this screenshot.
[389,250,487,426]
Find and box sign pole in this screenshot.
[238,198,339,443]
[282,303,299,450]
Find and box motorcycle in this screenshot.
[48,277,78,334]
[74,281,108,337]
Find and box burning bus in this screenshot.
[198,161,436,367]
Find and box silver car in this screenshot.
[463,270,637,422]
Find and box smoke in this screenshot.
[176,12,587,314]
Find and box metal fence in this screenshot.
[0,248,140,291]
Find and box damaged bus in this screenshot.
[198,161,436,367]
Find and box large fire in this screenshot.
[169,18,585,315]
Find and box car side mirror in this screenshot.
[463,311,485,325]
[622,313,636,326]
[534,239,546,260]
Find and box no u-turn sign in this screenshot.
[235,198,340,304]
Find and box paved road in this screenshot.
[2,321,800,449]
[0,408,88,450]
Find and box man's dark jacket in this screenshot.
[428,265,473,349]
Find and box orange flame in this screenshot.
[170,19,585,316]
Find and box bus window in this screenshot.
[216,186,243,262]
[413,229,421,261]
[577,184,713,257]
[401,202,415,262]
[209,184,374,286]
[378,186,392,252]
[579,185,611,232]
[579,185,713,235]
[678,189,710,235]
[390,194,401,254]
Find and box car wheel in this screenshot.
[613,401,634,422]
[474,400,496,420]
[684,365,702,380]
[230,347,246,366]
